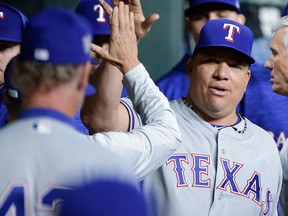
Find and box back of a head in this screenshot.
[0,3,28,43]
[60,180,148,216]
[19,7,92,64]
[193,18,255,65]
[75,0,113,36]
[16,7,96,96]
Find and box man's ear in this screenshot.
[186,58,194,79]
[237,13,246,25]
[78,62,92,93]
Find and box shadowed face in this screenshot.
[186,4,245,41]
[264,28,288,96]
[91,35,110,70]
[0,42,20,86]
[186,47,250,122]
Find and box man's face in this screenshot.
[186,47,250,121]
[264,28,288,96]
[0,42,20,86]
[186,5,245,41]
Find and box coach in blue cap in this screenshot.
[0,3,28,127]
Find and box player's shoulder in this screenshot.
[169,98,184,108]
[245,117,278,148]
[246,117,272,136]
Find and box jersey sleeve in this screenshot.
[88,63,181,181]
[280,144,288,216]
[120,97,142,131]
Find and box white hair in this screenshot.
[272,16,288,49]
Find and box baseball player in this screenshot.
[155,0,288,152]
[264,11,288,216]
[0,5,180,216]
[0,3,27,127]
[85,9,283,215]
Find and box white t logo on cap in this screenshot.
[223,23,240,42]
[94,4,106,23]
[0,12,4,19]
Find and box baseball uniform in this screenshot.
[127,19,282,216]
[142,99,282,216]
[0,63,180,216]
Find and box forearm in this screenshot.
[81,61,128,133]
[90,64,181,180]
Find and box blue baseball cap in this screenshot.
[282,4,288,17]
[185,0,241,17]
[75,0,113,35]
[60,181,147,216]
[193,19,255,64]
[18,8,96,95]
[0,3,28,43]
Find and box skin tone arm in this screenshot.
[81,0,159,134]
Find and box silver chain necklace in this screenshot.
[182,97,247,134]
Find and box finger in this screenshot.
[130,11,135,34]
[121,0,131,4]
[129,0,141,8]
[99,0,113,16]
[124,4,130,33]
[91,43,107,59]
[111,6,119,37]
[111,0,119,6]
[118,1,125,32]
[142,13,160,33]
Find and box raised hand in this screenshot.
[100,0,159,41]
[91,1,139,73]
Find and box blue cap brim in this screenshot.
[85,83,96,96]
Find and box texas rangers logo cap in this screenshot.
[75,0,113,36]
[193,19,255,64]
[18,8,96,95]
[0,3,28,43]
[185,0,241,17]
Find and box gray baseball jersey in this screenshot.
[88,64,181,180]
[0,115,134,216]
[126,99,282,216]
[0,64,181,215]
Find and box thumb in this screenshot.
[142,13,160,33]
[91,43,107,59]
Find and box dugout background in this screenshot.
[3,1,286,80]
[2,0,186,81]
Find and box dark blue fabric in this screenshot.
[0,87,8,128]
